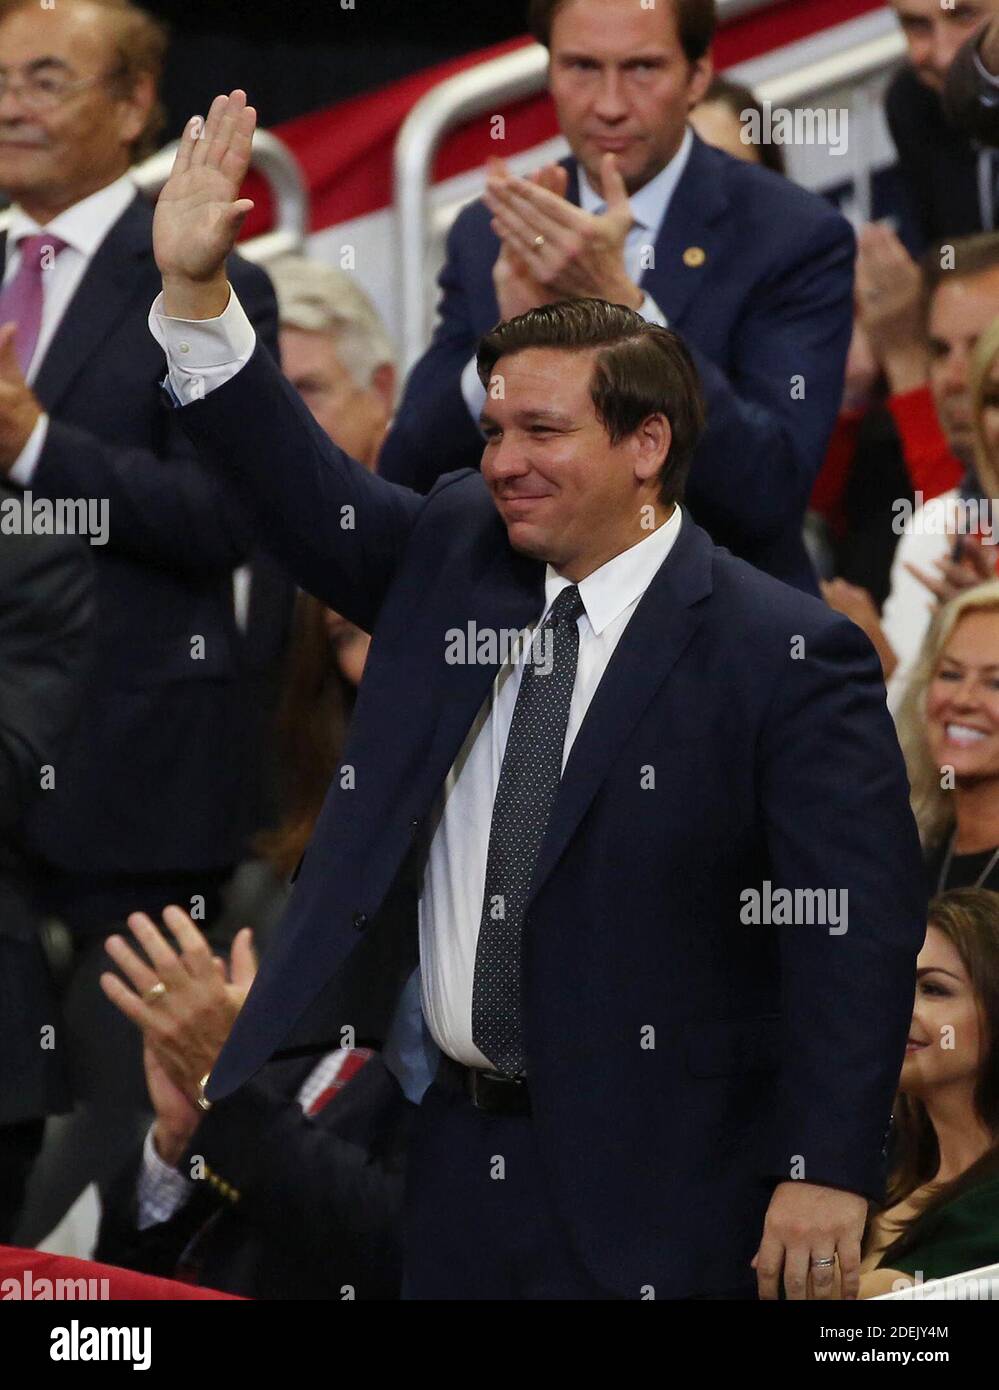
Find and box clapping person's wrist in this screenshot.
[152,1119,191,1170]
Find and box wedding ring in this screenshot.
[144,980,167,1004]
[810,1256,836,1268]
[197,1072,213,1112]
[533,234,546,249]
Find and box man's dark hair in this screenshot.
[923,231,999,296]
[528,0,717,65]
[476,298,705,508]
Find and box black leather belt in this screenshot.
[436,1054,532,1115]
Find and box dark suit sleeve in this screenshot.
[0,522,93,833]
[377,213,489,490]
[95,1145,214,1280]
[24,257,278,577]
[176,334,428,632]
[682,213,855,552]
[757,614,925,1202]
[182,1066,409,1285]
[944,25,999,148]
[886,71,937,249]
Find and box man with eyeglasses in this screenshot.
[0,0,279,1245]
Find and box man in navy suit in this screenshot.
[0,0,279,1241]
[378,0,855,594]
[146,90,925,1301]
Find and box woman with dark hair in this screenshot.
[690,75,786,176]
[855,889,999,1296]
[255,595,368,882]
[209,593,370,951]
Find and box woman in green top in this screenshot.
[857,889,999,1297]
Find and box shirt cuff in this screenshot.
[637,291,668,328]
[460,352,488,430]
[7,413,49,486]
[148,284,256,406]
[136,1124,194,1231]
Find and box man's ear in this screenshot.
[118,71,156,149]
[632,413,672,484]
[371,361,397,415]
[686,54,714,112]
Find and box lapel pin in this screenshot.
[682,246,706,268]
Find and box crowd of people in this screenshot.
[2,0,999,1301]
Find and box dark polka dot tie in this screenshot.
[471,584,586,1077]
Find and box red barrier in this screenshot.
[0,1245,241,1300]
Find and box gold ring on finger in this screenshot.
[533,234,545,249]
[144,980,168,1005]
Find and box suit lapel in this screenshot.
[525,516,713,910]
[641,135,728,327]
[32,192,153,413]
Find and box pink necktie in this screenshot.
[0,231,68,374]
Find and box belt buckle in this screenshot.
[470,1067,526,1113]
[469,1068,490,1108]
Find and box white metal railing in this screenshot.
[393,5,907,367]
[131,127,309,265]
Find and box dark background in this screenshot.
[145,0,526,135]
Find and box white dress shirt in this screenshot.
[419,505,682,1066]
[458,125,694,423]
[150,289,683,1069]
[4,171,137,484]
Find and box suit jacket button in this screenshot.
[352,912,367,931]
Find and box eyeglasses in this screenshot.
[0,65,125,112]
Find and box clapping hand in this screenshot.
[484,151,641,311]
[855,224,926,393]
[100,905,257,1105]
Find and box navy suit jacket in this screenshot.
[175,340,925,1298]
[0,192,280,887]
[378,133,855,595]
[0,484,93,1122]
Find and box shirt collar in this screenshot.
[543,504,683,636]
[6,171,137,258]
[577,124,693,238]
